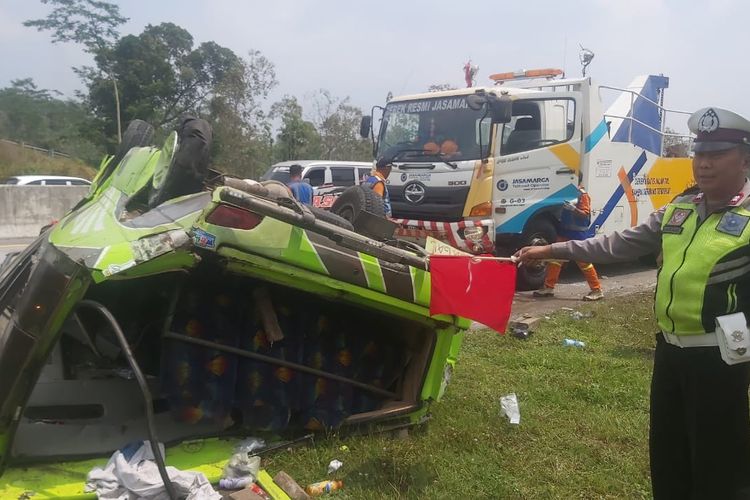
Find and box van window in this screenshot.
[1,178,19,185]
[263,168,290,184]
[358,168,372,183]
[71,180,90,186]
[27,180,43,185]
[331,167,355,187]
[304,168,325,187]
[45,179,69,186]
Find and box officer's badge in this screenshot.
[717,211,750,236]
[663,208,692,233]
[698,108,720,133]
[667,208,692,226]
[732,330,745,343]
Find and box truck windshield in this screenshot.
[377,96,491,162]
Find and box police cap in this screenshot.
[688,107,750,152]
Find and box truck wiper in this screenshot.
[403,150,458,169]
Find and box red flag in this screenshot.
[429,255,516,334]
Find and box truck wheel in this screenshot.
[515,218,557,291]
[309,206,354,230]
[331,186,386,222]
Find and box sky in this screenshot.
[1,0,748,133]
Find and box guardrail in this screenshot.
[599,85,694,155]
[0,138,71,159]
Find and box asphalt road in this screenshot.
[0,238,33,263]
[509,260,656,317]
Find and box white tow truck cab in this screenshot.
[360,69,695,288]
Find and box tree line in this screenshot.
[0,0,372,179]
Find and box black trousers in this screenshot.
[650,334,750,499]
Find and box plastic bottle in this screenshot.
[563,338,585,348]
[305,480,343,496]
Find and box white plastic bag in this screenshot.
[500,393,521,424]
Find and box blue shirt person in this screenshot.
[287,164,313,205]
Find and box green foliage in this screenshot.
[271,96,323,162]
[23,0,127,54]
[309,89,373,162]
[85,22,244,134]
[0,141,96,179]
[262,293,656,498]
[20,2,374,175]
[0,79,104,164]
[205,50,278,179]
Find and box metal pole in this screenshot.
[79,301,177,500]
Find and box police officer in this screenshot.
[365,158,393,217]
[515,107,750,498]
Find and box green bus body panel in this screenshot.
[0,144,469,491]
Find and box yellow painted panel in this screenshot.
[645,157,694,209]
[550,143,581,171]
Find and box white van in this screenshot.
[260,161,372,188]
[2,175,91,186]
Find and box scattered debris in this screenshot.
[234,437,267,455]
[221,453,260,487]
[338,445,349,453]
[305,480,344,497]
[500,393,521,424]
[220,476,255,490]
[228,485,269,500]
[256,470,290,499]
[509,323,531,340]
[570,310,595,320]
[85,441,220,499]
[563,338,586,348]
[274,471,311,500]
[327,460,343,475]
[508,315,541,339]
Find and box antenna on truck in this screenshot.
[579,44,595,77]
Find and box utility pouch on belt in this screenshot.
[715,313,750,365]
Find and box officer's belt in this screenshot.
[662,331,719,347]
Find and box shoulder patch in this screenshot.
[717,211,750,237]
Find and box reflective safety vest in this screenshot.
[560,188,592,239]
[364,174,392,217]
[655,200,750,335]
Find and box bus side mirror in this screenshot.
[489,95,512,124]
[359,116,372,138]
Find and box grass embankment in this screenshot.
[0,141,96,179]
[263,292,657,499]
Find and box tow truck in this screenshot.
[360,68,695,288]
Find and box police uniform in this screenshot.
[547,107,750,498]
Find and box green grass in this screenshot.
[0,141,96,179]
[261,292,657,499]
